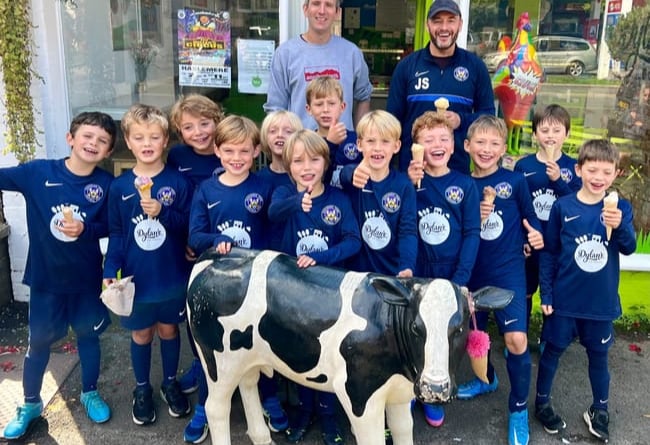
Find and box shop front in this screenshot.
[2,0,648,301]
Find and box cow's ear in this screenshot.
[472,286,514,311]
[369,276,410,306]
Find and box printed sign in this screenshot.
[177,8,231,88]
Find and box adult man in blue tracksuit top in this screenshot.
[387,0,495,174]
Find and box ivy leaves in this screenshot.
[0,1,39,163]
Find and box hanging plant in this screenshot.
[0,0,40,164]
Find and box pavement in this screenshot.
[1,308,649,445]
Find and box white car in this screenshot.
[483,35,598,77]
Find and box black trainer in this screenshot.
[286,410,313,443]
[584,406,609,443]
[132,385,156,425]
[535,402,566,434]
[160,380,191,418]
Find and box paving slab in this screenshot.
[1,321,648,445]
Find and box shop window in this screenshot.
[469,0,650,243]
[61,0,279,169]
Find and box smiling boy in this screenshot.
[1,112,116,440]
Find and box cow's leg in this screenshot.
[386,402,414,445]
[205,382,237,445]
[239,368,272,445]
[342,402,386,445]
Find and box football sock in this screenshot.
[131,339,152,386]
[259,373,278,401]
[77,335,101,393]
[23,344,50,403]
[535,342,564,406]
[507,349,531,412]
[160,335,180,384]
[587,348,610,411]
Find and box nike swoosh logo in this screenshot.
[523,172,536,177]
[179,308,187,317]
[564,215,580,222]
[515,401,527,407]
[45,180,63,187]
[93,318,105,331]
[207,201,221,209]
[361,189,373,193]
[415,70,429,77]
[178,166,192,172]
[601,334,612,344]
[599,399,608,404]
[122,193,136,201]
[504,318,518,326]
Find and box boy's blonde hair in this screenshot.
[411,111,454,141]
[121,104,169,137]
[356,110,401,142]
[260,110,303,158]
[466,115,507,142]
[577,139,620,167]
[169,94,224,138]
[215,115,260,148]
[283,129,331,173]
[306,76,344,105]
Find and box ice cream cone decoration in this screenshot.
[411,143,425,188]
[134,176,153,200]
[469,349,489,383]
[434,97,449,117]
[466,292,491,383]
[62,206,73,224]
[482,186,497,225]
[603,191,618,241]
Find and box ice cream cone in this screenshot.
[62,206,73,224]
[411,143,425,188]
[603,191,618,241]
[134,176,153,200]
[434,97,449,117]
[482,186,497,225]
[470,355,489,383]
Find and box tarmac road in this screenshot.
[1,319,649,445]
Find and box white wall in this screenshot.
[0,0,69,301]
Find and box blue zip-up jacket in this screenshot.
[387,46,495,173]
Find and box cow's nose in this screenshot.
[414,378,451,404]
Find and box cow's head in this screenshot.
[372,277,466,404]
[410,279,466,404]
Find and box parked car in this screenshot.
[482,35,598,77]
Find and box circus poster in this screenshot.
[177,8,231,88]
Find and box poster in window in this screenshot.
[177,8,232,88]
[237,39,275,94]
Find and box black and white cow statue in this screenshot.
[187,248,512,445]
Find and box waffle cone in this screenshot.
[470,355,489,383]
[62,206,73,223]
[411,143,425,188]
[137,185,152,200]
[603,192,618,241]
[481,186,497,225]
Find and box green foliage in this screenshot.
[0,1,40,163]
[606,5,650,64]
[636,231,650,254]
[615,308,650,334]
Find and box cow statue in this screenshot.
[187,248,513,445]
